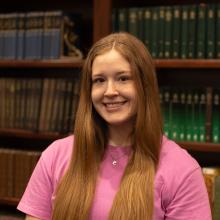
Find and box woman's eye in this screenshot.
[92,78,105,84]
[119,75,130,81]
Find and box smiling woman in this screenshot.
[17,32,211,220]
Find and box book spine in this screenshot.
[188,5,196,58]
[16,13,26,60]
[212,89,220,143]
[172,5,181,58]
[206,87,213,142]
[151,7,159,58]
[180,5,189,59]
[117,8,128,32]
[196,4,207,58]
[157,6,165,58]
[198,89,207,142]
[216,4,220,58]
[0,14,4,59]
[164,6,172,58]
[128,8,139,38]
[143,7,152,51]
[206,4,215,58]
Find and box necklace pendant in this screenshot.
[112,160,117,166]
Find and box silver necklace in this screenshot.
[109,152,128,166]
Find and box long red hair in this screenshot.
[52,32,163,220]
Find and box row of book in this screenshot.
[0,11,83,60]
[0,77,80,134]
[160,86,220,143]
[0,148,41,199]
[112,3,220,59]
[203,167,220,220]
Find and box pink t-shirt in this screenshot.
[17,135,211,220]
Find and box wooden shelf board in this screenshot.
[0,58,83,68]
[178,141,220,152]
[0,197,19,206]
[0,128,65,140]
[154,59,220,69]
[0,59,220,69]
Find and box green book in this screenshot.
[188,5,196,58]
[143,7,152,51]
[192,89,200,142]
[198,89,207,142]
[196,4,207,58]
[180,5,189,59]
[170,88,182,141]
[162,87,171,138]
[212,89,220,143]
[128,7,139,37]
[137,8,144,40]
[206,4,216,58]
[118,8,128,32]
[185,88,193,141]
[151,7,159,58]
[216,4,220,58]
[206,87,213,142]
[164,6,172,58]
[179,88,187,141]
[172,5,181,58]
[158,6,165,58]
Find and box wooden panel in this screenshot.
[93,0,112,42]
[154,59,220,69]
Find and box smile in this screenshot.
[104,101,127,109]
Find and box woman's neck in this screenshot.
[108,123,133,147]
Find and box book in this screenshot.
[196,4,207,58]
[151,7,159,58]
[164,6,172,58]
[202,167,220,219]
[216,4,220,58]
[143,7,152,51]
[180,5,189,58]
[206,4,215,58]
[188,5,196,58]
[212,89,220,143]
[172,5,181,58]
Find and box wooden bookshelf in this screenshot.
[0,59,83,69]
[1,59,220,69]
[0,0,220,212]
[154,59,220,69]
[179,141,220,153]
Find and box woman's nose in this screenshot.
[104,81,119,96]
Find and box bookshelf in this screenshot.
[0,0,220,217]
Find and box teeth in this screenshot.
[105,102,124,107]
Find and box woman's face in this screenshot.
[91,49,138,127]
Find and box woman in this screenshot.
[17,32,211,220]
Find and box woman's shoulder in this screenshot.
[158,136,200,173]
[39,135,74,174]
[42,135,74,158]
[155,136,201,188]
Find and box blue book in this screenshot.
[0,14,5,59]
[3,13,17,59]
[42,11,63,59]
[16,13,26,60]
[24,12,44,60]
